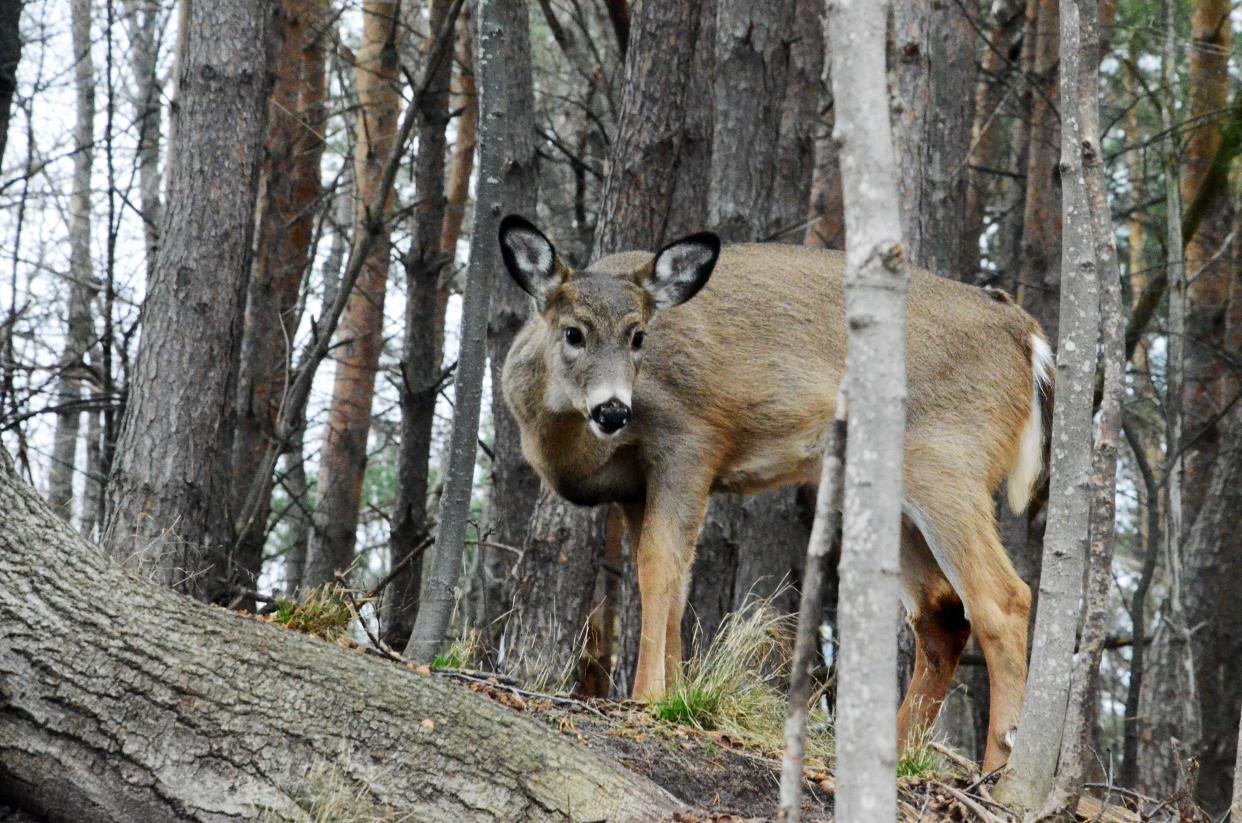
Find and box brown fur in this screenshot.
[502,242,1046,771]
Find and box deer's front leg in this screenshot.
[629,481,709,702]
[632,515,680,701]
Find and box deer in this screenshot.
[496,214,1053,772]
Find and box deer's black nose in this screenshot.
[591,399,631,433]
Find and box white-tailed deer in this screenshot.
[497,215,1053,771]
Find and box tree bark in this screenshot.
[101,0,273,603]
[1176,1,1239,811]
[768,0,824,243]
[231,0,327,599]
[1044,2,1123,810]
[0,448,680,823]
[1016,0,1062,345]
[893,0,976,281]
[804,30,843,252]
[994,0,1098,809]
[1137,0,1200,797]
[121,0,164,281]
[505,0,717,689]
[479,0,540,658]
[0,0,24,168]
[384,0,458,651]
[304,0,402,590]
[694,0,804,658]
[825,1,908,819]
[48,0,97,523]
[407,0,513,662]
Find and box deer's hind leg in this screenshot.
[897,518,972,752]
[904,482,1031,773]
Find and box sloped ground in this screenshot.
[242,600,1199,823]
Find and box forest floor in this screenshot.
[243,597,1187,823]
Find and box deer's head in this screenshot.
[499,214,719,438]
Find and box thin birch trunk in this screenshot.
[48,0,96,522]
[1044,1,1124,810]
[993,0,1099,809]
[405,0,513,662]
[825,2,908,819]
[779,407,845,822]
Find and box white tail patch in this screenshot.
[1007,334,1054,513]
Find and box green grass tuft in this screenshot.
[650,601,834,761]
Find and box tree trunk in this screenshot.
[707,0,793,242]
[1044,2,1123,810]
[304,0,402,589]
[825,0,908,819]
[101,0,273,603]
[1177,1,1238,812]
[0,448,680,823]
[121,0,164,281]
[407,0,513,662]
[768,0,824,244]
[0,0,24,167]
[48,0,96,523]
[384,0,458,651]
[962,2,1026,285]
[804,30,843,252]
[1016,0,1062,345]
[479,0,540,659]
[693,0,804,658]
[1138,0,1201,798]
[505,0,717,689]
[994,0,1098,809]
[893,0,976,281]
[232,0,327,600]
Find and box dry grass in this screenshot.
[652,604,834,761]
[272,585,354,641]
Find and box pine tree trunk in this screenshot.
[232,0,327,601]
[48,0,96,523]
[825,1,908,818]
[385,0,458,651]
[101,0,273,603]
[0,448,680,823]
[994,0,1099,808]
[304,1,402,589]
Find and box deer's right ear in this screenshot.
[499,215,562,308]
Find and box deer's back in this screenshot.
[594,244,1042,493]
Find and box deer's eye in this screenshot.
[564,327,585,347]
[631,331,646,351]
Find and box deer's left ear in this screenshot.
[499,214,565,309]
[640,232,720,310]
